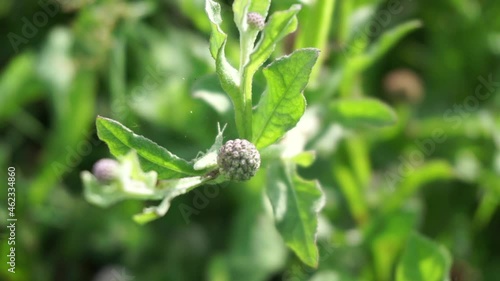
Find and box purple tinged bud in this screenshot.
[247,12,265,30]
[92,158,120,183]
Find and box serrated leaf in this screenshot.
[205,0,226,60]
[96,116,200,179]
[266,160,325,267]
[329,98,397,128]
[205,0,243,133]
[246,5,301,75]
[205,0,240,95]
[253,48,319,149]
[396,233,452,281]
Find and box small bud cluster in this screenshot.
[217,139,260,181]
[247,12,265,30]
[92,158,120,183]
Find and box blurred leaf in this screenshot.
[340,20,421,97]
[345,136,371,188]
[253,49,319,149]
[396,233,452,281]
[360,20,422,69]
[308,270,357,281]
[383,160,454,213]
[96,116,201,179]
[295,0,336,84]
[0,52,43,123]
[227,184,287,281]
[192,74,232,114]
[177,0,212,33]
[266,160,325,267]
[328,98,397,128]
[291,151,316,167]
[333,164,368,224]
[365,210,418,281]
[30,70,96,204]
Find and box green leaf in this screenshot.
[133,175,206,224]
[253,48,319,149]
[205,0,226,60]
[247,5,301,75]
[339,20,421,97]
[266,160,325,267]
[96,116,200,179]
[30,69,96,205]
[365,210,418,281]
[226,183,287,281]
[192,74,232,114]
[294,0,336,84]
[0,52,43,122]
[328,98,397,128]
[333,164,368,224]
[383,160,454,213]
[360,20,422,70]
[396,233,452,281]
[205,0,244,135]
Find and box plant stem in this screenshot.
[239,32,255,140]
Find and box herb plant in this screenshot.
[4,0,498,280]
[82,0,325,267]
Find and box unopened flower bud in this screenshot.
[217,139,260,181]
[92,158,120,183]
[247,12,265,30]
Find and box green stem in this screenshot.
[239,32,255,140]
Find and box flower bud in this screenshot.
[217,139,260,181]
[247,12,265,30]
[92,158,120,183]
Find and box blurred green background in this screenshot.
[0,0,499,280]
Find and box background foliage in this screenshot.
[0,0,499,280]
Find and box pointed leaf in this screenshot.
[266,160,325,267]
[96,116,200,179]
[253,48,319,149]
